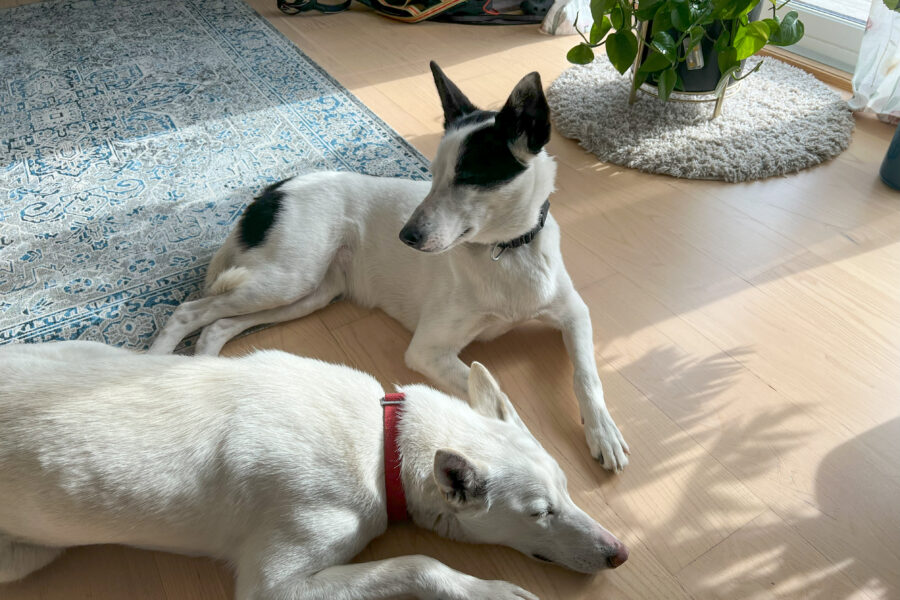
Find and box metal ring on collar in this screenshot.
[490,244,507,261]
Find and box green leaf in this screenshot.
[634,0,664,20]
[671,1,693,31]
[590,16,613,44]
[733,21,769,60]
[710,0,731,14]
[567,43,595,65]
[719,0,755,18]
[638,49,675,72]
[651,4,673,36]
[739,0,758,15]
[590,0,616,23]
[761,16,780,36]
[685,25,705,53]
[651,31,677,58]
[657,66,677,101]
[769,10,805,46]
[610,3,625,29]
[713,30,730,54]
[885,0,900,12]
[717,46,738,75]
[606,30,639,74]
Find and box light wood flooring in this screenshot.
[1,2,898,599]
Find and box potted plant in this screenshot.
[566,0,806,102]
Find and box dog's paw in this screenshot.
[585,414,630,472]
[462,580,539,600]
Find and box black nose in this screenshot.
[399,225,423,248]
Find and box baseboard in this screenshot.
[759,47,852,92]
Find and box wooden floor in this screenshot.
[3,2,899,599]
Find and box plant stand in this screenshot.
[627,22,742,119]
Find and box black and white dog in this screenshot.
[150,62,629,471]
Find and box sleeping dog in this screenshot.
[148,62,629,471]
[0,341,627,599]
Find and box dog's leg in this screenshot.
[405,325,471,398]
[195,267,345,356]
[149,285,298,355]
[240,554,537,600]
[0,535,62,583]
[149,295,237,354]
[541,286,629,471]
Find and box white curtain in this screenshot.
[849,0,900,123]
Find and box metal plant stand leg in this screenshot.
[712,93,725,119]
[628,23,645,106]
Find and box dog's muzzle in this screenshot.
[607,543,629,569]
[399,224,424,249]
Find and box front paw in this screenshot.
[585,412,630,472]
[460,579,539,600]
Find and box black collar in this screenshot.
[491,199,550,260]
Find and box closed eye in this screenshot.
[530,506,555,518]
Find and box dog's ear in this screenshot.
[433,449,487,508]
[494,72,551,156]
[430,61,477,128]
[467,362,529,431]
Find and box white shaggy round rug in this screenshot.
[547,57,855,182]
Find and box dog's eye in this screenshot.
[530,506,554,518]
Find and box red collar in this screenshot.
[381,392,408,522]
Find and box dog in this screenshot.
[148,62,629,472]
[0,341,628,599]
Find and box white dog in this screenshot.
[0,341,628,599]
[148,62,629,471]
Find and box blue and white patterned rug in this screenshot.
[0,0,429,349]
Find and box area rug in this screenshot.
[547,57,855,182]
[0,0,429,349]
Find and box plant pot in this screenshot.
[881,124,900,190]
[638,3,763,93]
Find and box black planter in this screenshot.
[638,3,763,93]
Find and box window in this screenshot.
[800,0,869,23]
[775,1,867,73]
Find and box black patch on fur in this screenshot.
[239,179,288,249]
[431,61,478,128]
[495,72,551,155]
[454,123,526,189]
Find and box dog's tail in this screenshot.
[204,242,249,296]
[206,266,249,296]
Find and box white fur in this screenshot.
[0,341,627,598]
[148,72,629,471]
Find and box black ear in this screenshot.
[495,72,551,155]
[433,449,486,507]
[430,61,478,128]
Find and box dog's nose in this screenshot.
[607,543,629,569]
[399,225,423,248]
